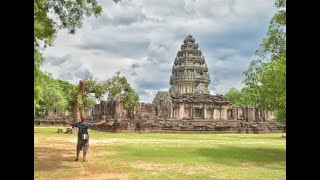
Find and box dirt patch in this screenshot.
[130,161,170,171]
[91,149,119,158]
[35,133,130,180]
[130,161,213,175]
[178,165,214,175]
[62,168,130,180]
[34,144,79,171]
[67,172,130,180]
[237,162,262,170]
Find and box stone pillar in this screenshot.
[220,109,223,120]
[203,108,207,119]
[170,107,174,118]
[213,109,219,120]
[212,108,215,120]
[248,108,255,122]
[179,105,184,120]
[191,107,194,119]
[222,108,228,120]
[255,108,260,122]
[261,109,266,121]
[232,108,237,120]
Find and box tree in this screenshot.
[34,48,46,111]
[35,72,74,117]
[224,88,252,107]
[34,0,120,115]
[71,71,139,122]
[242,0,286,123]
[34,0,121,49]
[108,71,139,110]
[56,79,76,113]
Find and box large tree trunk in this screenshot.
[79,80,85,115]
[73,99,81,123]
[73,80,85,123]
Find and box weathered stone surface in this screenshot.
[81,35,286,134]
[169,35,210,95]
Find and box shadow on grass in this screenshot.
[111,145,286,171]
[34,146,77,171]
[196,146,286,169]
[223,135,285,140]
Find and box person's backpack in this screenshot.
[78,123,89,140]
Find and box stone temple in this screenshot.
[40,35,286,133]
[166,34,231,120]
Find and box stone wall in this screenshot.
[94,118,285,134]
[89,93,284,134]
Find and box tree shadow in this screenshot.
[224,135,285,140]
[34,145,77,172]
[196,146,286,170]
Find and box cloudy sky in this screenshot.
[42,0,277,102]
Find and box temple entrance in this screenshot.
[173,108,179,117]
[206,109,213,119]
[227,109,233,119]
[195,109,202,118]
[184,108,190,117]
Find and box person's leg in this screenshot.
[83,140,89,161]
[75,139,81,161]
[75,150,80,161]
[83,151,87,161]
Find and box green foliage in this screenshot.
[224,88,253,107]
[33,0,136,116]
[70,71,139,116]
[34,0,104,49]
[34,48,45,108]
[83,76,109,100]
[35,73,74,115]
[71,76,108,111]
[108,71,140,110]
[34,64,75,117]
[56,79,75,112]
[34,0,103,114]
[81,71,140,110]
[83,97,97,106]
[41,75,68,110]
[34,0,119,115]
[242,0,286,123]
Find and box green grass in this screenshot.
[34,126,286,180]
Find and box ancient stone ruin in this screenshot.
[87,35,286,134]
[39,35,286,134]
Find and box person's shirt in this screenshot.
[72,121,93,139]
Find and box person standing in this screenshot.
[64,114,106,161]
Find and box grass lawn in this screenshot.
[34,126,286,180]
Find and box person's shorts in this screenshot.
[77,139,89,152]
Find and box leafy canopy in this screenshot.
[242,0,286,123]
[224,88,252,107]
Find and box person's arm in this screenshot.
[64,121,75,127]
[91,120,106,127]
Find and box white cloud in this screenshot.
[41,0,277,102]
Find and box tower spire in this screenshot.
[169,35,210,95]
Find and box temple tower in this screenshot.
[169,35,211,96]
